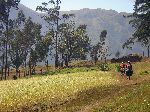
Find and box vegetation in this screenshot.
[93,81,150,112]
[0,0,150,111]
[0,0,20,80]
[0,71,119,111]
[45,66,99,75]
[123,0,150,53]
[90,30,109,64]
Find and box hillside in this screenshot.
[1,61,150,111]
[9,4,143,59]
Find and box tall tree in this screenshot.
[59,23,90,67]
[58,14,75,67]
[0,0,20,79]
[90,30,109,63]
[115,51,120,59]
[100,30,109,62]
[123,0,150,56]
[36,0,61,68]
[71,25,90,60]
[29,24,52,75]
[90,43,99,65]
[8,10,25,77]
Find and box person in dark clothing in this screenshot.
[125,61,133,80]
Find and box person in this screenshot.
[119,62,126,76]
[125,61,133,80]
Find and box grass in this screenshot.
[1,59,150,111]
[94,81,150,112]
[44,66,99,75]
[0,71,119,111]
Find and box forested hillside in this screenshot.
[9,4,143,58]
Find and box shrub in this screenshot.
[13,75,17,80]
[139,70,149,76]
[115,64,120,72]
[98,63,110,71]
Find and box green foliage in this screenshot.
[90,30,109,63]
[139,70,149,76]
[0,0,20,23]
[123,0,150,48]
[71,25,90,60]
[0,71,119,111]
[90,43,100,64]
[115,64,120,72]
[98,63,110,71]
[58,17,90,66]
[115,51,120,58]
[45,67,98,76]
[8,11,26,71]
[36,0,61,68]
[13,75,17,80]
[95,81,150,112]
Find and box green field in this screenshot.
[0,70,119,111]
[0,61,150,112]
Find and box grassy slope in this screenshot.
[1,61,150,112]
[93,81,150,112]
[79,61,150,112]
[0,71,119,112]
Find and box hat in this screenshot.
[128,61,130,63]
[122,62,124,63]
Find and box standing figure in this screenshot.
[125,61,133,80]
[120,62,126,76]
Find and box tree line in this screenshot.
[0,0,109,80]
[1,0,149,80]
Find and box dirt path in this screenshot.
[78,72,150,112]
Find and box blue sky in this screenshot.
[20,0,134,13]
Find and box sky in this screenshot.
[20,0,135,13]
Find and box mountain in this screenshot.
[9,4,143,59]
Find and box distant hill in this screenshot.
[9,4,144,60]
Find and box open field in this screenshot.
[0,71,119,111]
[0,59,150,111]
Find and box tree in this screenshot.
[29,28,53,74]
[58,14,75,67]
[123,0,150,56]
[90,43,100,65]
[90,30,109,64]
[71,25,90,60]
[59,23,90,67]
[8,11,51,77]
[99,30,109,62]
[115,51,120,59]
[36,0,61,68]
[0,24,5,80]
[0,0,20,23]
[8,11,26,77]
[0,0,20,80]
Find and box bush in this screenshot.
[115,64,120,72]
[98,63,110,71]
[13,75,17,80]
[139,70,149,76]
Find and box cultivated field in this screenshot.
[0,70,119,111]
[0,59,150,112]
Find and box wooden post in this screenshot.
[40,69,43,75]
[143,51,145,57]
[148,46,150,58]
[7,66,10,77]
[18,70,20,78]
[24,71,26,77]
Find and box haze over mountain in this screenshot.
[9,4,143,59]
